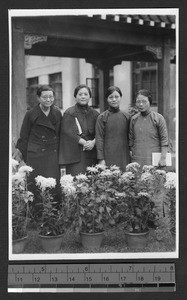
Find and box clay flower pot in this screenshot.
[13,236,28,253]
[38,233,64,253]
[80,232,104,250]
[125,230,149,249]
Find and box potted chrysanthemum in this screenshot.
[116,162,165,249]
[60,164,121,250]
[12,159,34,253]
[164,172,177,238]
[35,175,65,252]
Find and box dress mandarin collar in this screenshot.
[140,109,151,117]
[76,102,89,112]
[108,106,120,113]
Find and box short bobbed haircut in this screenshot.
[36,85,55,97]
[105,86,122,98]
[136,89,152,105]
[74,84,92,98]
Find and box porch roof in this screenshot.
[13,14,176,65]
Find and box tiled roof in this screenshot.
[86,14,176,29]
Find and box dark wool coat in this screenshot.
[95,107,130,171]
[59,103,99,175]
[16,104,62,193]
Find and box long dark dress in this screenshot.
[95,107,130,171]
[59,103,99,176]
[16,104,62,203]
[129,111,168,166]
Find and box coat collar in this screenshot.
[30,104,58,131]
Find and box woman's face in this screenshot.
[107,91,121,109]
[76,88,91,106]
[39,90,54,108]
[136,94,150,113]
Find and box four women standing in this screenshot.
[15,85,169,188]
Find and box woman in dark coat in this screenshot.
[95,86,130,171]
[59,84,99,176]
[129,89,168,167]
[14,85,62,205]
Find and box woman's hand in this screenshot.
[83,140,95,151]
[158,156,166,167]
[159,146,168,167]
[13,148,23,162]
[99,159,106,166]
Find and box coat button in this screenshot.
[41,149,45,152]
[54,149,57,152]
[42,136,45,138]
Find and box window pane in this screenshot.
[26,77,39,109]
[132,62,157,106]
[49,72,62,109]
[86,78,99,108]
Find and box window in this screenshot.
[86,78,99,108]
[132,62,157,105]
[49,72,62,109]
[26,77,39,109]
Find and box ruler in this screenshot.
[8,263,176,293]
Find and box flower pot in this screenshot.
[38,233,63,253]
[81,232,104,250]
[13,236,28,253]
[125,231,149,250]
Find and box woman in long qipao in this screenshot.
[95,86,130,171]
[59,84,99,175]
[129,89,168,167]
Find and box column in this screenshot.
[158,38,171,128]
[98,65,110,112]
[12,27,26,145]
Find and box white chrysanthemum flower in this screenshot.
[95,164,106,171]
[76,174,88,181]
[154,169,166,176]
[18,165,33,174]
[87,166,98,173]
[110,165,120,171]
[126,162,140,172]
[164,172,176,189]
[24,191,34,203]
[112,169,121,176]
[142,165,155,172]
[12,172,25,183]
[63,184,76,196]
[137,192,150,198]
[120,171,134,182]
[35,175,56,191]
[99,169,113,177]
[140,172,153,182]
[60,174,74,187]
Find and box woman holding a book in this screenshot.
[59,84,99,176]
[129,89,169,167]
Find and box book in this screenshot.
[152,152,172,166]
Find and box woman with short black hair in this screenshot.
[14,84,62,207]
[129,89,169,167]
[59,84,99,175]
[95,86,130,171]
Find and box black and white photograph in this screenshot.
[9,8,178,260]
